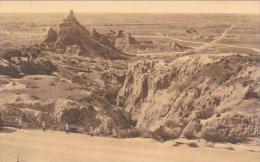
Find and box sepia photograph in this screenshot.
[0,1,259,162]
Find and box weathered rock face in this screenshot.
[118,54,260,142]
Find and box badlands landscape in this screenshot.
[0,10,260,162]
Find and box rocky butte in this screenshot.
[42,10,131,60]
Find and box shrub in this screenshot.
[187,142,199,148]
[172,141,184,146]
[225,146,234,150]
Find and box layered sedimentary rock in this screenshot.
[118,54,260,142]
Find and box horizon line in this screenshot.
[0,12,259,14]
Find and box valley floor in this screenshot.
[0,128,259,162]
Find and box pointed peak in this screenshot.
[66,9,76,21]
[69,10,74,16]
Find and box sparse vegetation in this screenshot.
[172,141,185,146]
[187,142,199,148]
[225,146,235,150]
[206,142,215,148]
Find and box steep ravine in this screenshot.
[118,54,260,142]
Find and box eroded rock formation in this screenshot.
[118,54,260,142]
[42,10,131,60]
[92,29,140,51]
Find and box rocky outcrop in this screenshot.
[0,58,21,77]
[20,59,56,75]
[53,10,91,52]
[0,96,132,134]
[201,113,260,143]
[92,29,140,51]
[43,10,131,60]
[170,42,191,51]
[0,57,56,77]
[0,51,132,135]
[1,45,42,66]
[118,54,260,142]
[41,27,58,48]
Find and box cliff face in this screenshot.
[118,54,260,142]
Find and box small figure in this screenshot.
[42,121,46,132]
[112,128,117,138]
[18,116,22,129]
[90,126,93,137]
[65,123,69,134]
[17,155,19,162]
[0,114,3,129]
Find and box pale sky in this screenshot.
[0,1,259,14]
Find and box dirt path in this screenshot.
[0,128,259,162]
[134,24,260,56]
[194,24,236,52]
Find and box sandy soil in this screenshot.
[0,128,259,162]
